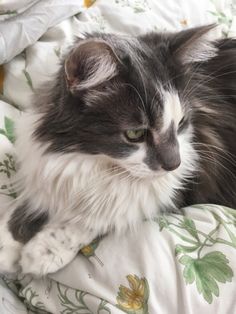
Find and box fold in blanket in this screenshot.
[0,66,3,92]
[0,0,85,64]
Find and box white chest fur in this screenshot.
[15,111,197,236]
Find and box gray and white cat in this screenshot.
[1,25,236,276]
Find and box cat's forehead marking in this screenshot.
[161,90,183,133]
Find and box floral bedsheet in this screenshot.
[0,0,236,313]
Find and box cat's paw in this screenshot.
[0,223,22,274]
[19,227,80,276]
[20,243,77,276]
[0,246,22,273]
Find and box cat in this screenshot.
[0,24,236,276]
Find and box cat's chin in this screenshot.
[125,168,168,180]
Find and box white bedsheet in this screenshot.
[0,0,236,313]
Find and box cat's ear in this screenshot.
[171,24,218,64]
[64,39,118,93]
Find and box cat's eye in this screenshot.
[125,129,146,142]
[178,116,187,133]
[178,117,185,127]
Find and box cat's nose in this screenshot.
[159,144,181,172]
[161,159,181,171]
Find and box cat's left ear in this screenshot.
[171,24,218,64]
[64,39,119,94]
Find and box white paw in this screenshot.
[0,246,22,273]
[20,227,80,276]
[20,243,77,276]
[0,223,22,274]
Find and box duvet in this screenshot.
[0,0,236,313]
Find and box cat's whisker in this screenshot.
[182,63,203,98]
[194,150,236,181]
[194,147,233,163]
[122,82,147,114]
[195,155,236,200]
[183,67,236,101]
[150,84,163,112]
[185,60,236,88]
[193,94,236,104]
[193,142,236,161]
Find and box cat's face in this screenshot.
[67,76,186,178]
[35,26,217,178]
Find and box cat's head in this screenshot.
[35,25,217,178]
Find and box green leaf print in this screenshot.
[0,116,15,143]
[57,283,113,314]
[221,206,236,225]
[209,1,233,37]
[133,6,145,13]
[0,183,17,199]
[157,205,236,303]
[179,251,233,303]
[157,216,169,231]
[57,282,94,314]
[222,223,236,246]
[23,69,34,91]
[175,244,200,256]
[115,0,150,13]
[97,300,111,313]
[54,47,61,58]
[0,152,17,198]
[0,10,17,16]
[0,153,16,178]
[20,286,50,314]
[180,217,200,241]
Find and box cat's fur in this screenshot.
[0,25,236,276]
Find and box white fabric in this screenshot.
[0,0,84,63]
[0,0,236,313]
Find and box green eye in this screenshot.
[125,129,146,142]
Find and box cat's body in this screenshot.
[0,25,236,276]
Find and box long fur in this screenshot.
[1,25,236,275]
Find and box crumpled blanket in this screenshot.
[0,0,236,313]
[0,0,84,64]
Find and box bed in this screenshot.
[0,0,236,313]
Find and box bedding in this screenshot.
[0,0,236,313]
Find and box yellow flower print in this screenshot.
[180,19,188,27]
[116,275,149,314]
[80,238,104,266]
[84,0,96,8]
[81,245,93,255]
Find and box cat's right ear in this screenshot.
[171,24,218,64]
[64,39,118,94]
